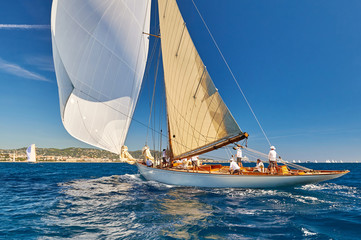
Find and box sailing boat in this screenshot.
[26,144,36,163]
[51,0,348,188]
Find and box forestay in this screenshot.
[158,0,243,159]
[51,0,151,154]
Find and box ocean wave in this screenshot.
[301,227,317,236]
[208,188,279,197]
[289,194,329,204]
[299,183,361,200]
[299,183,357,191]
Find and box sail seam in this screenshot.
[59,1,143,78]
[166,94,224,145]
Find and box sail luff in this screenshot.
[158,0,243,158]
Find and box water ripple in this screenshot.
[1,162,361,239]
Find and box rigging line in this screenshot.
[223,148,231,160]
[140,41,158,117]
[191,0,271,147]
[76,93,190,156]
[166,96,217,142]
[146,46,161,144]
[223,145,308,169]
[243,147,310,170]
[74,98,113,153]
[74,95,238,158]
[159,71,166,152]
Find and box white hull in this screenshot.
[137,163,347,188]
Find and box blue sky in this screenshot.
[0,0,360,162]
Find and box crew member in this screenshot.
[229,155,241,174]
[162,149,167,168]
[142,145,154,167]
[254,159,264,173]
[191,155,199,172]
[268,146,277,174]
[146,158,153,167]
[236,146,243,167]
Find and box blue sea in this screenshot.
[0,163,360,239]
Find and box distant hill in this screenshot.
[0,147,162,160]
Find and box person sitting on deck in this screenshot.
[146,158,153,167]
[181,158,188,169]
[268,146,277,174]
[142,145,154,167]
[229,155,241,174]
[253,159,264,173]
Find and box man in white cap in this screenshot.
[229,155,241,174]
[268,146,277,174]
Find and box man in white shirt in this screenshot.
[236,147,243,167]
[253,159,264,173]
[229,155,241,174]
[268,146,277,174]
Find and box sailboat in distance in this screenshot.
[26,144,36,163]
[51,0,348,188]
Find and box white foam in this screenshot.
[301,227,317,236]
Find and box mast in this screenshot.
[167,117,174,160]
[158,0,247,159]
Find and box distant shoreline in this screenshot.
[1,161,359,164]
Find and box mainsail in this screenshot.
[51,0,151,154]
[158,0,245,159]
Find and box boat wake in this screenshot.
[38,173,361,239]
[298,183,360,199]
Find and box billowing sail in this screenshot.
[158,0,244,158]
[27,144,36,163]
[51,0,151,154]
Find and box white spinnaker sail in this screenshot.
[51,0,151,154]
[26,144,36,163]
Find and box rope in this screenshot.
[191,0,271,147]
[147,46,161,146]
[241,146,311,170]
